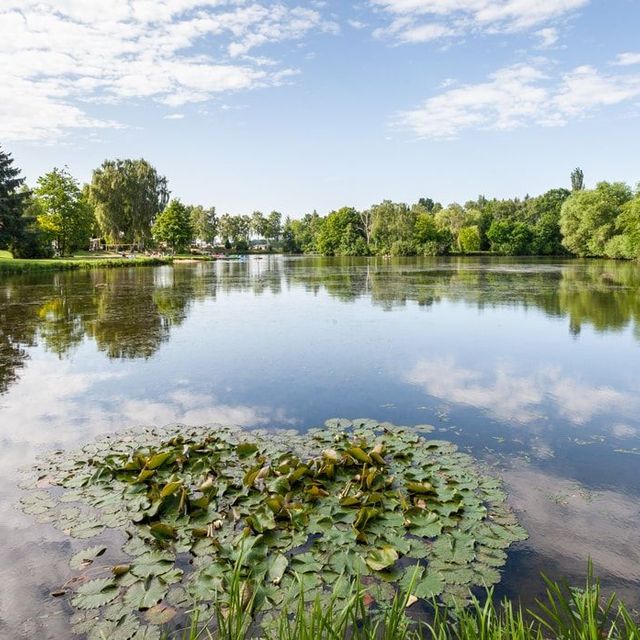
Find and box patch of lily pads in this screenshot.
[21,419,527,637]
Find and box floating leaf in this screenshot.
[21,419,527,632]
[70,545,107,570]
[144,603,177,625]
[68,519,105,539]
[365,546,399,572]
[268,554,288,585]
[123,578,168,610]
[71,579,119,610]
[132,626,161,640]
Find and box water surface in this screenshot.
[1,256,639,637]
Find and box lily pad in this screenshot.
[21,419,528,632]
[70,545,107,571]
[71,578,119,610]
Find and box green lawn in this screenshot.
[0,255,172,274]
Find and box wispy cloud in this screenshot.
[370,0,588,44]
[0,1,335,141]
[535,27,559,48]
[613,52,640,66]
[395,60,640,139]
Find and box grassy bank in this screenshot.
[0,255,172,274]
[169,568,640,640]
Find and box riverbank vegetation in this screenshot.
[1,145,638,261]
[168,565,640,640]
[0,255,171,275]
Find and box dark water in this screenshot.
[1,256,639,637]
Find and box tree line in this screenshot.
[1,145,638,259]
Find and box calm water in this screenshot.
[1,256,639,637]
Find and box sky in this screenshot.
[1,0,640,216]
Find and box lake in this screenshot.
[1,255,639,637]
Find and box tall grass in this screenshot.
[166,565,640,640]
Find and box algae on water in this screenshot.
[21,419,527,637]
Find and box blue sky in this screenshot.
[2,0,640,216]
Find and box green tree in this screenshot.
[571,167,585,191]
[487,220,534,255]
[34,168,94,256]
[605,195,640,259]
[528,188,571,255]
[266,211,282,246]
[250,211,267,239]
[560,182,632,256]
[188,205,217,244]
[316,207,366,255]
[370,201,418,255]
[151,199,193,252]
[0,145,28,251]
[89,158,169,246]
[281,217,299,253]
[413,209,451,255]
[458,226,481,254]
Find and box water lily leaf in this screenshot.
[71,578,119,610]
[159,481,182,498]
[346,447,372,465]
[122,537,149,557]
[70,545,107,570]
[87,614,139,640]
[237,443,259,458]
[130,551,174,578]
[123,578,168,610]
[22,419,526,631]
[70,611,101,635]
[414,572,444,598]
[268,554,288,584]
[146,452,172,470]
[144,602,177,624]
[68,519,105,539]
[132,626,161,640]
[365,546,399,571]
[149,523,177,541]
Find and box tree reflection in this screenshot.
[0,280,41,393]
[0,257,639,395]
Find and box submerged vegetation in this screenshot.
[21,419,527,638]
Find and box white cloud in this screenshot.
[396,60,640,139]
[370,0,588,43]
[535,27,559,48]
[0,1,334,141]
[613,52,640,66]
[164,113,186,119]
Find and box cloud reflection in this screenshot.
[407,358,639,425]
[504,465,640,586]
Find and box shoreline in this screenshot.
[0,256,173,275]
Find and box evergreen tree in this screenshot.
[0,145,28,250]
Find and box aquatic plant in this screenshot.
[169,565,640,640]
[21,419,527,638]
